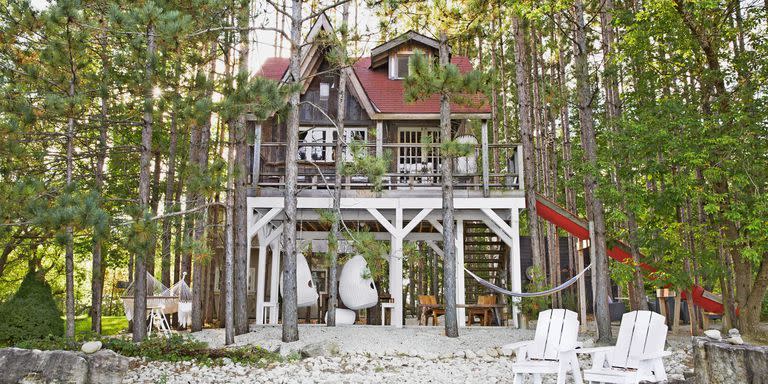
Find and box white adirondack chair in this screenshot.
[578,310,670,383]
[502,309,583,384]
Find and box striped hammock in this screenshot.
[464,264,592,298]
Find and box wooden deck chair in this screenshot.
[577,310,670,383]
[502,309,583,384]
[418,295,444,326]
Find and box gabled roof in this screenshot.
[352,56,489,114]
[369,30,450,69]
[253,18,490,119]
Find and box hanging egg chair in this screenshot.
[325,308,356,325]
[163,272,192,328]
[454,135,478,175]
[339,255,378,310]
[280,253,319,307]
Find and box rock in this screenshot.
[694,336,768,384]
[278,344,298,358]
[300,341,340,358]
[726,335,744,345]
[81,340,102,354]
[476,349,487,357]
[728,328,740,337]
[704,329,722,340]
[464,350,477,359]
[0,348,89,384]
[452,351,465,358]
[439,352,452,360]
[486,348,499,358]
[85,349,130,384]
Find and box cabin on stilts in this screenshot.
[244,15,530,328]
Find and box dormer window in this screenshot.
[319,82,330,100]
[394,54,411,79]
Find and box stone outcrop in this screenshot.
[694,336,768,384]
[300,340,340,358]
[0,347,128,384]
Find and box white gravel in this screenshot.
[125,325,694,383]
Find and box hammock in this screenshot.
[121,272,192,327]
[464,264,592,298]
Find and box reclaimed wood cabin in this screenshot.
[244,15,527,327]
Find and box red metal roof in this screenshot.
[254,56,491,115]
[256,57,289,81]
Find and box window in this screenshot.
[298,127,366,162]
[319,82,330,100]
[392,54,411,79]
[343,128,368,161]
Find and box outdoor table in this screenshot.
[418,303,505,326]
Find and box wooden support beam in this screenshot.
[366,208,398,235]
[481,120,489,197]
[401,208,433,237]
[248,208,282,238]
[252,123,261,185]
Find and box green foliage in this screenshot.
[404,51,486,105]
[0,272,64,346]
[519,266,551,319]
[341,142,390,192]
[103,335,282,366]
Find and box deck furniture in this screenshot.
[502,309,583,384]
[577,310,670,383]
[418,295,445,326]
[467,295,497,326]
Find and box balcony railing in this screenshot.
[251,142,523,195]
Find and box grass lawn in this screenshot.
[72,315,128,337]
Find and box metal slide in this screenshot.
[534,193,725,314]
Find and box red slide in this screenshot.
[534,194,724,314]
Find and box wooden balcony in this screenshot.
[250,141,523,197]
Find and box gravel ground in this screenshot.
[125,324,694,383]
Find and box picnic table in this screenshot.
[418,303,505,326]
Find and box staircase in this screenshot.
[463,221,505,303]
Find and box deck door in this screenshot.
[397,127,441,186]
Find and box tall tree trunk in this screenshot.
[133,22,156,342]
[224,84,237,347]
[91,24,109,335]
[161,106,178,288]
[439,31,459,338]
[191,43,216,332]
[65,80,76,343]
[512,15,544,271]
[327,1,351,328]
[281,0,302,342]
[573,0,612,343]
[147,150,163,275]
[600,0,647,311]
[234,0,251,336]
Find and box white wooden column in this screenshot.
[252,123,262,185]
[456,219,466,326]
[510,208,522,328]
[268,237,281,324]
[255,231,268,324]
[480,120,489,197]
[375,121,383,158]
[246,208,253,319]
[389,207,404,328]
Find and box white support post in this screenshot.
[252,123,262,185]
[389,207,404,328]
[268,237,281,324]
[255,231,268,325]
[577,239,588,331]
[481,120,490,197]
[456,219,466,326]
[375,121,383,158]
[510,209,521,328]
[246,208,253,318]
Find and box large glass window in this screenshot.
[394,54,411,79]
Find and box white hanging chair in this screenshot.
[163,272,192,328]
[280,253,319,307]
[325,308,356,325]
[121,272,176,322]
[339,255,378,310]
[454,135,478,175]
